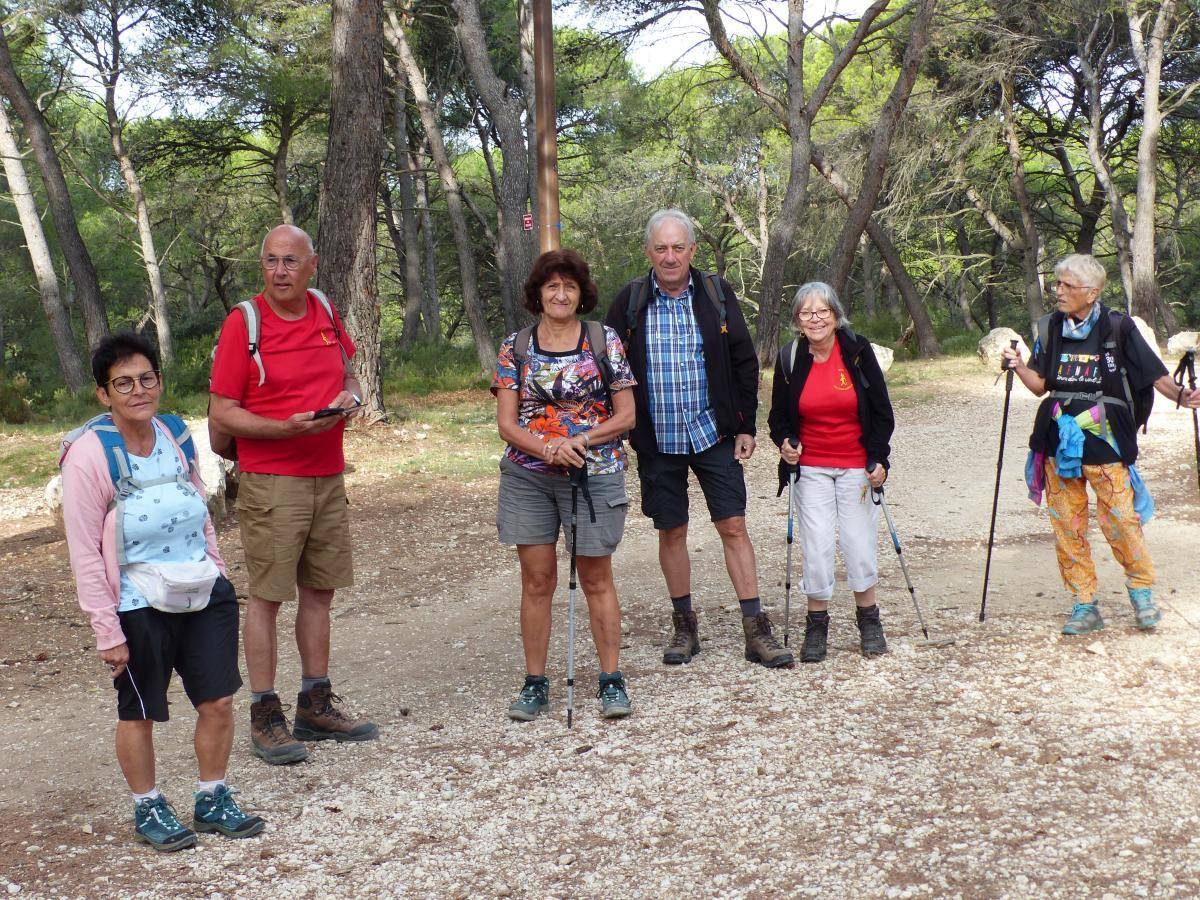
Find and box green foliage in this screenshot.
[383,342,492,400]
[0,374,33,424]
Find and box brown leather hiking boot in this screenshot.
[743,612,795,668]
[293,682,379,742]
[662,610,701,665]
[249,694,309,765]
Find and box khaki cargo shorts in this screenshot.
[236,472,354,602]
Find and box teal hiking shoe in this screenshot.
[1062,602,1105,635]
[193,785,265,839]
[598,672,632,719]
[134,795,196,852]
[507,675,549,722]
[1128,587,1161,631]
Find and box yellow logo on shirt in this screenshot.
[835,368,852,391]
[321,330,334,346]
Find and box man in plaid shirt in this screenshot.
[606,209,793,669]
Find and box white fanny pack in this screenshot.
[124,559,220,613]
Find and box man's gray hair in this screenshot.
[791,281,850,333]
[1054,253,1106,291]
[644,209,696,248]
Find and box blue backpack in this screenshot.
[59,413,198,564]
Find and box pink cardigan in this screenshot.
[60,428,227,651]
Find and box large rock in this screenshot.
[1166,331,1200,366]
[870,342,894,373]
[46,418,234,538]
[1129,315,1162,361]
[978,328,1030,370]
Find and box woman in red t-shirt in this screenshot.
[767,282,895,664]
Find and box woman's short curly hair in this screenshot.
[523,248,599,316]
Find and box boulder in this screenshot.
[46,418,233,538]
[871,342,894,373]
[978,328,1030,370]
[1166,331,1200,365]
[1129,315,1162,361]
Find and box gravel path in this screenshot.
[3,362,1200,898]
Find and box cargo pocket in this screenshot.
[234,474,276,569]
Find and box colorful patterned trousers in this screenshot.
[1043,458,1155,602]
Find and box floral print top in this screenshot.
[492,323,636,476]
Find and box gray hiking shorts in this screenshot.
[497,457,629,556]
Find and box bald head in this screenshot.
[260,224,318,310]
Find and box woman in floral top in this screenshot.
[493,249,637,722]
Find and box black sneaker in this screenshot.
[855,604,888,658]
[801,613,829,663]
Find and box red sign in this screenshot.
[522,213,534,232]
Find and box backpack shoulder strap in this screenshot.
[308,288,352,372]
[512,325,535,373]
[624,277,650,337]
[234,300,265,387]
[778,339,798,384]
[155,414,196,476]
[699,272,728,334]
[1106,309,1139,412]
[583,321,615,390]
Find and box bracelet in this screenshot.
[582,433,590,450]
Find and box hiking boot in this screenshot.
[855,604,888,658]
[743,612,795,668]
[801,613,829,663]
[249,694,309,765]
[663,610,701,665]
[507,675,550,722]
[193,785,265,839]
[294,682,379,742]
[1062,602,1105,635]
[133,795,196,852]
[597,672,632,719]
[1128,588,1161,631]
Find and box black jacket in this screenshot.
[767,329,895,471]
[604,268,759,455]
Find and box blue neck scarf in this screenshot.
[1061,301,1101,340]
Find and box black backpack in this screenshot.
[1036,308,1154,431]
[511,320,615,407]
[622,272,728,340]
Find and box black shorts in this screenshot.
[635,438,748,530]
[114,575,242,722]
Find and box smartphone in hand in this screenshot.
[312,406,347,419]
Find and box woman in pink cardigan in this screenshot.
[62,333,264,851]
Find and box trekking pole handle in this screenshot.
[867,462,884,503]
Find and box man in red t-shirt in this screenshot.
[210,224,377,765]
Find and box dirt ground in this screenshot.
[2,358,1199,899]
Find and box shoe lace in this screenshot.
[1069,603,1096,618]
[145,796,185,832]
[668,623,693,649]
[313,690,354,721]
[517,682,546,705]
[259,701,294,741]
[752,614,784,650]
[205,788,251,825]
[597,680,626,702]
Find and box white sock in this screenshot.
[196,779,226,796]
[132,787,161,805]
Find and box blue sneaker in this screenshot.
[1128,587,1161,630]
[193,785,265,838]
[1062,602,1105,635]
[134,795,197,852]
[598,672,632,719]
[507,675,549,722]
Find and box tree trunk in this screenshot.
[416,171,441,339]
[859,233,877,319]
[0,23,107,348]
[0,101,88,392]
[105,76,173,366]
[389,13,494,371]
[274,112,295,225]
[1125,0,1174,328]
[452,0,534,330]
[952,218,983,331]
[317,0,386,418]
[391,70,425,346]
[999,78,1045,330]
[826,0,936,294]
[755,0,810,365]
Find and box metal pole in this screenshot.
[532,0,560,253]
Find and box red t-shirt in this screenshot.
[210,292,356,476]
[797,341,866,468]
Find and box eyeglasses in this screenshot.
[1053,280,1092,292]
[261,254,312,272]
[796,308,833,322]
[107,371,161,394]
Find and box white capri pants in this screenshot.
[793,465,880,600]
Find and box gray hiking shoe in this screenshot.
[1128,588,1161,630]
[507,675,549,722]
[597,672,632,719]
[1062,602,1105,635]
[854,604,888,658]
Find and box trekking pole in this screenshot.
[1173,349,1200,498]
[979,339,1018,623]
[784,465,796,648]
[566,471,580,729]
[869,476,926,639]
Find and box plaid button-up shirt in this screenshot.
[644,274,719,454]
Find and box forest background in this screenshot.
[0,0,1196,424]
